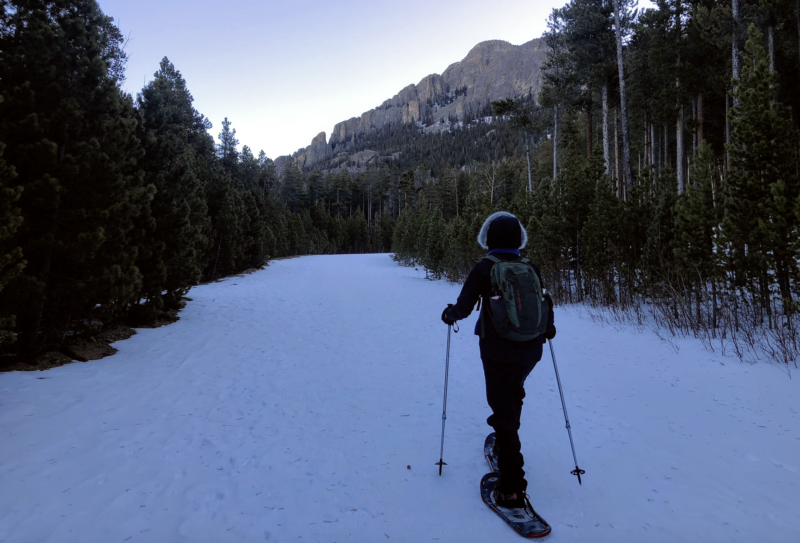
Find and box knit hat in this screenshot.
[476,211,528,251]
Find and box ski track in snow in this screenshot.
[0,254,798,543]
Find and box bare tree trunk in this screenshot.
[651,123,657,175]
[613,0,632,189]
[664,124,669,169]
[524,130,533,192]
[615,110,621,197]
[586,87,593,158]
[732,0,741,104]
[697,93,704,145]
[454,171,459,215]
[690,98,697,188]
[768,24,775,73]
[676,8,685,195]
[725,93,731,172]
[602,82,611,176]
[692,97,697,155]
[677,106,685,194]
[553,105,559,180]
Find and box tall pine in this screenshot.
[136,57,211,316]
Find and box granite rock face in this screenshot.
[277,38,547,173]
[294,131,333,170]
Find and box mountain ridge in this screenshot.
[276,38,548,173]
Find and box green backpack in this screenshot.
[480,255,547,342]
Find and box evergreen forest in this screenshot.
[1,0,799,367]
[0,0,397,361]
[392,0,800,366]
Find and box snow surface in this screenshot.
[1,254,798,543]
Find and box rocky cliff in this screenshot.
[278,38,547,173]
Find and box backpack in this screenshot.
[480,255,547,342]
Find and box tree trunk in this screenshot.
[651,123,657,175]
[553,105,559,180]
[725,93,731,172]
[602,82,611,176]
[676,7,685,195]
[768,24,775,73]
[686,96,697,188]
[614,109,621,197]
[524,130,533,192]
[697,93,704,145]
[586,87,593,158]
[732,0,740,103]
[613,0,632,189]
[692,97,697,155]
[677,106,685,194]
[797,0,800,69]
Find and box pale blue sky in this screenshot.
[99,0,654,159]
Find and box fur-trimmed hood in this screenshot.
[477,211,528,250]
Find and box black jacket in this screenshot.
[450,252,554,364]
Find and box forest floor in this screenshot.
[0,254,798,543]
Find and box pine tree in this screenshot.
[0,133,25,345]
[725,25,799,307]
[674,142,719,284]
[280,160,305,213]
[217,117,239,175]
[136,57,211,316]
[398,169,415,210]
[0,0,152,350]
[582,172,623,303]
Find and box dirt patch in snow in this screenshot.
[0,300,187,373]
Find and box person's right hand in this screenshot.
[441,304,456,326]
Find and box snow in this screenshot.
[1,254,798,543]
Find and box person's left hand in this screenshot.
[441,304,456,326]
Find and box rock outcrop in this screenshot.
[276,38,547,173]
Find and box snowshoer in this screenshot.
[441,211,555,509]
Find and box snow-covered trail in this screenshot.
[1,254,798,543]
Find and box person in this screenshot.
[441,211,555,509]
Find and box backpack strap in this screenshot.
[479,255,502,339]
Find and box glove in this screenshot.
[542,293,555,341]
[441,304,456,326]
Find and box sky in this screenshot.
[99,0,655,160]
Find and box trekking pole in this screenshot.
[549,339,586,485]
[435,323,454,475]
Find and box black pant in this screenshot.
[482,356,538,494]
